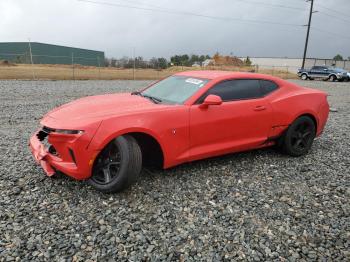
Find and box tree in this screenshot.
[116,56,129,68]
[170,54,190,66]
[104,58,110,67]
[157,58,168,69]
[170,55,181,66]
[189,54,199,65]
[333,54,343,61]
[110,58,117,67]
[244,56,252,66]
[149,57,168,69]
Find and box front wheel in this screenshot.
[88,135,142,193]
[301,74,308,80]
[281,116,316,157]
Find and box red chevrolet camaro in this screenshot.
[29,71,329,193]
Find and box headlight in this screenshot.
[53,129,84,135]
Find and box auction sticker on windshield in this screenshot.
[185,78,204,85]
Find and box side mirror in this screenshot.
[199,94,222,108]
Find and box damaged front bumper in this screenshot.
[29,127,99,180]
[29,134,56,176]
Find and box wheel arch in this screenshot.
[126,132,164,169]
[293,113,318,132]
[300,73,309,79]
[329,74,337,80]
[93,128,166,169]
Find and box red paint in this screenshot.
[29,71,329,180]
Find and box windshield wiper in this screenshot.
[142,94,162,104]
[131,91,162,104]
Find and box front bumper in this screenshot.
[336,74,348,80]
[29,135,56,176]
[29,129,99,180]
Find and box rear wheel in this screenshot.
[329,75,337,82]
[282,116,316,157]
[88,135,142,193]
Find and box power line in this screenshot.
[232,0,350,25]
[234,0,305,11]
[77,0,350,40]
[112,0,175,11]
[316,3,350,19]
[318,10,350,25]
[77,0,303,27]
[312,27,350,40]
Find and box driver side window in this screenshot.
[197,79,261,103]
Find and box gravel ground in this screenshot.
[0,79,349,261]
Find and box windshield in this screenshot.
[142,76,209,104]
[333,68,346,72]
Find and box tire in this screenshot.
[88,135,142,193]
[329,75,337,82]
[281,116,316,157]
[301,74,308,80]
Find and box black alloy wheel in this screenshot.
[88,135,142,193]
[282,116,316,156]
[91,141,122,185]
[290,122,313,152]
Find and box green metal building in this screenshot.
[0,42,105,66]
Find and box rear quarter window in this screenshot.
[200,79,262,103]
[260,80,279,96]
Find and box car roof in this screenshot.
[174,70,280,81]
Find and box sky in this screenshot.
[0,0,349,59]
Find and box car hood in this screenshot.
[41,93,171,129]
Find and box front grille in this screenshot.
[37,130,48,141]
[37,126,55,141]
[36,127,60,157]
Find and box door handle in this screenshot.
[254,105,266,111]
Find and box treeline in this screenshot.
[104,54,212,69]
[170,54,211,66]
[104,56,167,69]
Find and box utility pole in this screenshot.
[133,47,136,80]
[71,53,75,80]
[97,56,101,80]
[28,38,35,80]
[301,0,314,69]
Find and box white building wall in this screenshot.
[239,57,302,73]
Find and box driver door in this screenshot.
[188,79,273,161]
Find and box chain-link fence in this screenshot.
[0,53,305,80]
[0,52,106,80]
[304,58,350,70]
[0,52,103,66]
